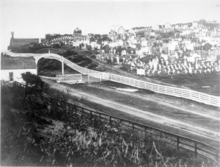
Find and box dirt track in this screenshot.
[43,79,220,146]
[91,82,220,121]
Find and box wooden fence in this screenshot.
[61,56,220,107]
[56,74,83,81]
[12,81,220,163]
[108,73,220,107]
[4,52,220,107]
[73,105,220,163]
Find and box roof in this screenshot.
[74,27,81,31]
[74,28,82,34]
[1,54,37,70]
[118,26,126,34]
[10,38,40,47]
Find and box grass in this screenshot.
[41,79,219,148]
[120,65,220,96]
[149,73,220,96]
[10,45,220,96]
[64,49,220,96]
[63,82,220,132]
[2,82,219,167]
[38,58,80,76]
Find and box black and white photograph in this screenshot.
[1,0,220,166]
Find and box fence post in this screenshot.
[144,127,146,138]
[68,103,71,113]
[74,104,77,114]
[82,107,84,113]
[195,143,197,157]
[177,137,179,151]
[90,111,93,121]
[190,90,192,101]
[144,127,146,147]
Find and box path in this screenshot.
[91,83,220,121]
[43,79,220,145]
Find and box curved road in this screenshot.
[43,79,220,146]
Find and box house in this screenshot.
[141,39,148,47]
[152,25,160,31]
[192,21,198,28]
[118,26,126,35]
[173,23,182,30]
[109,30,117,41]
[102,44,111,53]
[1,54,37,82]
[8,32,44,50]
[45,33,61,41]
[164,23,171,29]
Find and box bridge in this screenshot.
[4,52,220,107]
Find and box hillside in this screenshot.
[198,19,220,29]
[7,45,220,96]
[2,81,219,166]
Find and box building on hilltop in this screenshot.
[74,27,82,36]
[73,28,87,40]
[8,32,45,50]
[1,54,37,82]
[152,25,160,31]
[118,26,126,35]
[45,34,61,41]
[164,23,171,29]
[109,30,117,41]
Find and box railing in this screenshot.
[39,76,57,80]
[13,81,220,163]
[56,74,83,81]
[60,56,220,107]
[73,105,220,163]
[6,51,218,107]
[108,73,220,107]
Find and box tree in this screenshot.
[21,72,49,102]
[22,72,44,87]
[163,39,169,43]
[203,43,212,51]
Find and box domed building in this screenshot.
[74,28,82,36]
[73,28,87,41]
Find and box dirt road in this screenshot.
[43,79,220,145]
[91,83,220,121]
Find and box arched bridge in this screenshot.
[35,53,64,65]
[35,53,66,75]
[34,53,106,78]
[4,52,220,107]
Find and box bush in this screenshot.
[1,83,219,167]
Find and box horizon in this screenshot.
[1,0,220,51]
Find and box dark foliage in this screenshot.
[1,82,219,167]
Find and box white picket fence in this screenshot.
[40,76,57,80]
[63,58,110,81]
[56,74,83,81]
[108,73,220,107]
[41,56,220,108]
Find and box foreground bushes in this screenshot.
[1,82,219,167]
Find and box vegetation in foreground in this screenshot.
[1,75,219,166]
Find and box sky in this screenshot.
[1,0,220,51]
